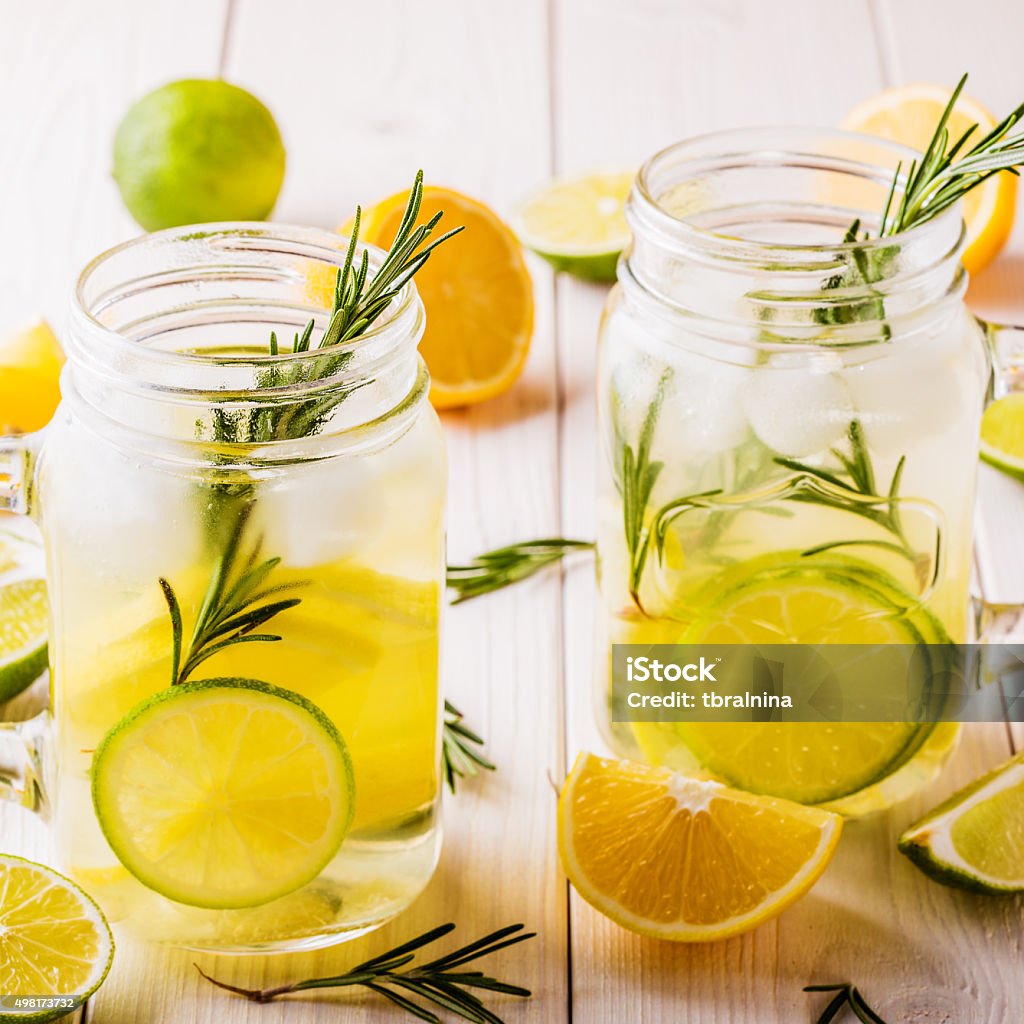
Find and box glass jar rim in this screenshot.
[632,126,964,266]
[68,222,421,398]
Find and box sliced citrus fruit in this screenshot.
[0,578,49,703]
[842,83,1017,275]
[898,750,1024,893]
[0,854,113,1021]
[0,320,64,434]
[513,169,634,282]
[91,678,354,909]
[346,186,534,409]
[559,753,841,941]
[980,392,1024,483]
[661,559,945,805]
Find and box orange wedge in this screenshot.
[558,753,842,941]
[842,83,1017,275]
[347,186,534,410]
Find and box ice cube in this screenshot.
[743,355,854,458]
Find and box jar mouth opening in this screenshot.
[69,223,420,395]
[633,126,965,267]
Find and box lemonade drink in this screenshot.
[30,225,447,951]
[597,131,991,811]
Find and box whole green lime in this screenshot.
[112,79,286,231]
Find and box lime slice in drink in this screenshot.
[980,393,1024,483]
[898,751,1024,893]
[92,678,354,909]
[0,854,114,1022]
[513,169,634,281]
[0,578,49,702]
[667,561,945,805]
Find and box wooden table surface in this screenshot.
[2,1,1023,1020]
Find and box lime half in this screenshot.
[0,854,114,1022]
[668,561,944,805]
[980,393,1024,483]
[92,678,354,909]
[0,578,49,702]
[898,751,1024,893]
[514,169,633,281]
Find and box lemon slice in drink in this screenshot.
[514,169,634,282]
[0,578,49,703]
[558,753,841,941]
[92,678,354,909]
[980,393,1024,483]
[0,854,114,1021]
[660,560,944,805]
[898,751,1024,893]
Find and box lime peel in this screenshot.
[91,677,354,910]
[670,558,947,805]
[980,393,1024,483]
[513,169,634,282]
[0,853,114,1022]
[112,79,285,231]
[0,578,49,702]
[898,751,1024,893]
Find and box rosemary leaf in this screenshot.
[446,539,594,604]
[160,507,303,686]
[804,983,892,1024]
[442,700,495,794]
[196,922,536,1023]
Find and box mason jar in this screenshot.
[1,224,446,951]
[596,128,1022,815]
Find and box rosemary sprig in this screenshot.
[442,700,495,793]
[446,539,594,604]
[244,170,464,443]
[773,419,924,573]
[818,73,1024,331]
[805,983,891,1024]
[196,921,535,1023]
[879,73,1024,236]
[159,504,302,687]
[612,370,671,611]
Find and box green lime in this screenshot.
[671,559,946,805]
[513,169,634,282]
[0,578,48,702]
[980,393,1024,483]
[899,751,1024,893]
[91,678,354,909]
[112,79,286,231]
[0,853,114,1022]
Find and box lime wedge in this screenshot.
[0,578,48,702]
[668,561,944,805]
[91,678,354,909]
[513,169,634,281]
[0,854,113,1022]
[898,751,1024,893]
[980,393,1024,483]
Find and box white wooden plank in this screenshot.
[555,1,1022,1020]
[0,0,228,330]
